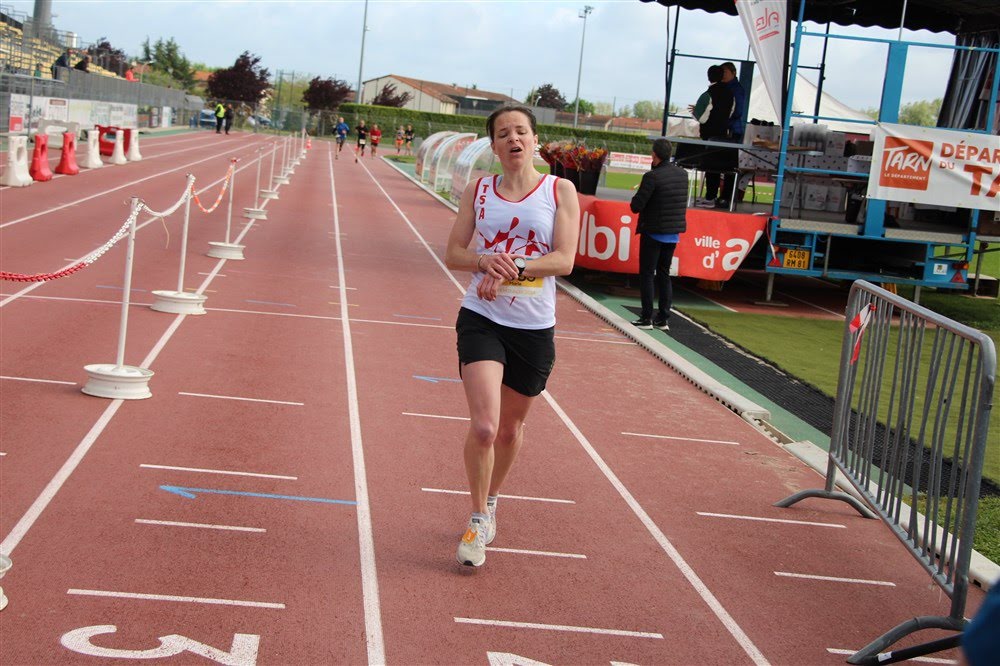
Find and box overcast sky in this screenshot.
[15,0,957,113]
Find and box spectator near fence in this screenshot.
[51,49,73,78]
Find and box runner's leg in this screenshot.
[488,385,534,496]
[461,360,504,514]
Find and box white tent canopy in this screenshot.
[746,73,874,136]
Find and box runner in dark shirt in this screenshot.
[355,120,369,163]
[404,124,415,156]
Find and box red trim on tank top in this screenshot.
[552,177,559,206]
[491,173,547,203]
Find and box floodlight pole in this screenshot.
[573,5,594,129]
[356,0,369,103]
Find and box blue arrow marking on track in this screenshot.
[160,485,357,505]
[413,375,462,384]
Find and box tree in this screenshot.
[86,37,128,76]
[565,98,595,115]
[526,83,566,110]
[899,98,942,127]
[207,51,270,104]
[617,104,633,118]
[859,106,880,120]
[371,83,412,108]
[302,77,353,111]
[633,100,665,121]
[141,37,195,91]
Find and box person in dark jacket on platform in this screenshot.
[689,64,735,208]
[629,138,688,331]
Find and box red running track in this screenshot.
[0,130,982,665]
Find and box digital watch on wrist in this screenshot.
[513,257,527,279]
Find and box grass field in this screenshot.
[604,171,776,204]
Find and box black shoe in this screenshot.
[631,317,653,330]
[716,198,730,209]
[653,317,670,331]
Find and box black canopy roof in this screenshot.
[639,0,1000,34]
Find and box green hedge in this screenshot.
[326,103,653,154]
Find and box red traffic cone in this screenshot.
[54,132,80,175]
[306,137,312,149]
[29,133,53,182]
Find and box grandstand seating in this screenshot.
[0,19,121,80]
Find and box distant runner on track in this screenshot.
[370,124,382,159]
[355,119,369,163]
[334,116,350,159]
[445,105,580,567]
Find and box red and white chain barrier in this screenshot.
[191,159,236,214]
[1,172,200,283]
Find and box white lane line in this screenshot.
[67,589,284,609]
[206,306,341,321]
[403,411,469,421]
[135,519,266,533]
[0,190,262,554]
[488,547,586,559]
[0,153,264,309]
[454,617,662,639]
[363,157,763,664]
[353,317,451,330]
[555,335,635,346]
[245,299,297,308]
[697,512,846,528]
[178,392,304,406]
[329,148,385,664]
[139,464,297,480]
[421,488,575,504]
[0,375,77,386]
[0,452,6,456]
[328,302,359,307]
[622,432,739,446]
[826,648,956,664]
[393,313,442,321]
[543,395,770,665]
[0,293,151,307]
[199,272,226,277]
[774,571,895,586]
[330,285,358,290]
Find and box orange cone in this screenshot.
[29,133,53,182]
[306,137,312,150]
[54,132,80,175]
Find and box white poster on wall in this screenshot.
[868,123,1000,211]
[735,0,786,122]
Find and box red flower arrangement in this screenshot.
[540,141,607,172]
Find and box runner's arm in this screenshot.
[517,179,580,279]
[445,182,518,280]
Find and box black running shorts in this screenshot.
[455,307,555,397]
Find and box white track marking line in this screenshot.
[353,317,451,329]
[421,487,576,504]
[826,648,955,664]
[697,512,846,528]
[488,547,586,559]
[0,452,7,456]
[328,302,359,307]
[0,375,76,386]
[67,589,284,609]
[774,571,895,586]
[139,464,297,480]
[365,159,768,666]
[0,154,264,309]
[330,285,357,290]
[1,140,267,229]
[544,395,771,664]
[0,198,252,554]
[198,272,225,277]
[402,411,469,421]
[135,519,266,533]
[0,293,151,307]
[329,148,385,664]
[622,432,739,446]
[205,306,341,320]
[177,391,304,406]
[454,617,662,639]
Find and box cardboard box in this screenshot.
[847,155,872,173]
[825,132,847,157]
[825,185,845,212]
[803,183,829,210]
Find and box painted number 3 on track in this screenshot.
[61,625,260,665]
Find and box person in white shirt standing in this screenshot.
[445,106,580,567]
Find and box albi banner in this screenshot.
[868,123,1000,211]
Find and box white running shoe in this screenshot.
[486,504,497,545]
[456,517,487,567]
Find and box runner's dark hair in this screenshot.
[486,105,537,140]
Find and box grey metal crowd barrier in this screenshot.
[776,280,996,664]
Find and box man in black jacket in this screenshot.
[629,138,688,331]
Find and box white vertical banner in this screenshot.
[868,123,1000,211]
[735,0,787,122]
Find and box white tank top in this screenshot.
[461,174,560,329]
